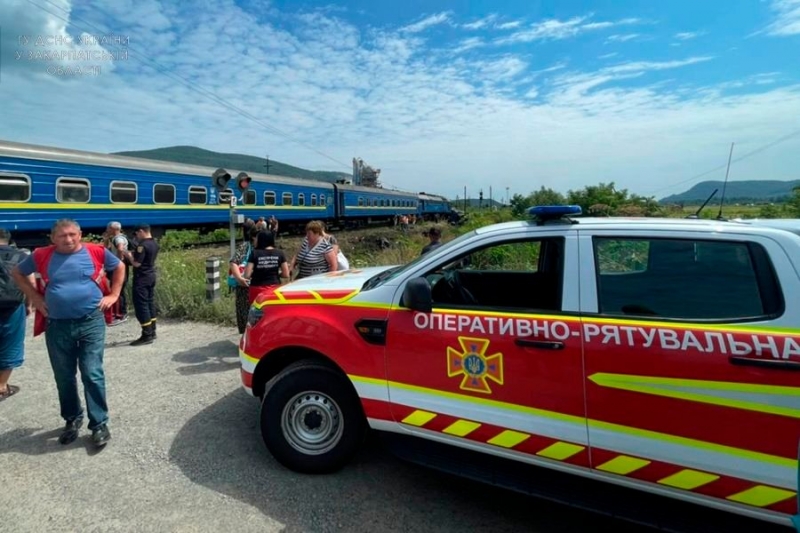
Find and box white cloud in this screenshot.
[0,2,797,202]
[764,0,800,35]
[462,14,497,30]
[599,52,618,59]
[674,31,706,40]
[606,33,642,43]
[399,12,451,33]
[496,20,523,30]
[452,36,485,53]
[603,56,713,75]
[497,15,642,44]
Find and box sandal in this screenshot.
[0,385,20,402]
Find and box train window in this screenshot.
[320,195,326,206]
[298,193,305,206]
[0,174,31,202]
[244,190,256,205]
[154,183,176,204]
[311,194,317,206]
[358,197,364,207]
[56,177,90,203]
[282,192,293,206]
[264,191,276,205]
[219,188,234,204]
[110,181,137,204]
[189,186,207,205]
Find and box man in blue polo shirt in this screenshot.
[12,219,124,448]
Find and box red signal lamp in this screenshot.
[236,172,252,191]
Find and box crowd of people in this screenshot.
[0,215,447,448]
[228,217,349,334]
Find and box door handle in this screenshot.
[729,356,800,371]
[515,339,564,350]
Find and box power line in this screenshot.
[647,128,800,197]
[27,0,353,171]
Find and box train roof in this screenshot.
[335,182,418,197]
[418,192,449,201]
[0,139,334,190]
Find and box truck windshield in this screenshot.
[361,229,478,290]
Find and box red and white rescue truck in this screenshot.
[240,206,799,530]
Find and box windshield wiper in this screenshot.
[362,267,400,291]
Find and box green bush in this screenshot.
[152,250,237,326]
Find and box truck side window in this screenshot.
[427,238,564,312]
[594,237,783,321]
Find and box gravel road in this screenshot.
[0,318,767,532]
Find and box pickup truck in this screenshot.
[240,206,799,530]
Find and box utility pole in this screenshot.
[489,186,493,207]
[464,186,467,213]
[264,154,271,174]
[506,187,509,206]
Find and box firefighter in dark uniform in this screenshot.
[127,223,159,346]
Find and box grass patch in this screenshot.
[150,223,459,325]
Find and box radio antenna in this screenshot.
[717,142,735,220]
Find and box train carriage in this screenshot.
[335,183,418,227]
[0,140,334,243]
[417,192,452,221]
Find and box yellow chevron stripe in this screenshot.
[349,375,797,470]
[536,442,584,460]
[238,349,259,366]
[596,455,651,475]
[589,373,800,419]
[726,485,796,507]
[442,419,481,437]
[402,410,436,427]
[657,469,720,490]
[487,430,529,448]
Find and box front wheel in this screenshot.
[260,362,366,473]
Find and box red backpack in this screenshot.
[31,244,111,336]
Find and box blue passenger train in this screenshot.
[0,140,453,244]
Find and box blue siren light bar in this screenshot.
[527,205,582,219]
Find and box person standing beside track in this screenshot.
[126,224,159,346]
[0,228,33,402]
[104,221,130,325]
[11,219,123,447]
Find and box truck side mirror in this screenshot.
[403,277,432,313]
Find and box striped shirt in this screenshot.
[296,237,333,279]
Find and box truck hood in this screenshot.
[277,265,397,294]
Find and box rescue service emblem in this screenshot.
[447,336,504,394]
[136,246,143,253]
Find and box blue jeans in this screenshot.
[45,308,109,430]
[0,304,26,370]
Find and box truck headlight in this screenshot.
[247,307,264,328]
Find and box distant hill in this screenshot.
[661,179,800,204]
[113,146,350,183]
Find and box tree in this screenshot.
[528,186,566,207]
[567,182,630,214]
[509,193,529,217]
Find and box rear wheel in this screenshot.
[260,362,366,473]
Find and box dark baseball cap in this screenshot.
[428,227,441,237]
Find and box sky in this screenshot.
[0,0,798,201]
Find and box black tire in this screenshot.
[260,362,366,474]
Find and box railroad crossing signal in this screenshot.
[212,168,231,190]
[236,172,252,191]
